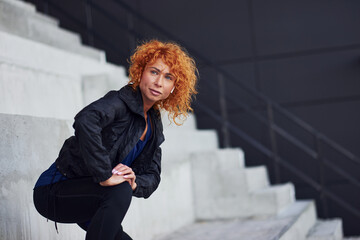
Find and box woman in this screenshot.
[33,40,198,240]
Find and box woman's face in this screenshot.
[139,58,175,108]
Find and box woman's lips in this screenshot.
[150,89,161,96]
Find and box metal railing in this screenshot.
[40,0,360,222]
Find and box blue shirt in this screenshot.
[121,116,152,166]
[34,116,152,188]
[34,162,68,188]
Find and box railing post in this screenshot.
[218,73,230,148]
[84,0,94,46]
[315,135,329,217]
[266,102,281,183]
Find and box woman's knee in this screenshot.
[104,182,132,208]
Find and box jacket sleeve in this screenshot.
[73,91,125,183]
[132,147,162,199]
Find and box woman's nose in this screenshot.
[154,75,163,86]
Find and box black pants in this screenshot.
[33,177,133,240]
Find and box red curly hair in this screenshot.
[128,40,198,125]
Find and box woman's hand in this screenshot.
[112,164,137,191]
[99,174,127,187]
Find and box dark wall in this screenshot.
[125,0,360,157]
[24,0,360,235]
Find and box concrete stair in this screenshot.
[0,24,127,119]
[0,0,104,61]
[1,0,58,25]
[251,183,295,216]
[159,201,356,240]
[278,201,317,240]
[0,0,356,239]
[190,148,295,220]
[162,112,219,161]
[245,165,269,192]
[306,219,343,240]
[159,201,316,240]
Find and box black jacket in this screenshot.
[55,85,165,198]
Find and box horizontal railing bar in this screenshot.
[197,101,360,218]
[320,134,360,165]
[202,77,317,160]
[212,88,318,159]
[322,189,360,218]
[323,158,360,189]
[272,124,318,158]
[271,103,318,134]
[207,70,360,165]
[215,75,360,165]
[215,94,360,166]
[225,121,273,157]
[197,93,357,186]
[277,157,360,218]
[216,73,360,165]
[277,156,321,190]
[195,102,273,157]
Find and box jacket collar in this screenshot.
[118,85,146,117]
[118,85,164,145]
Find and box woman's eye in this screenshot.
[165,75,173,80]
[151,70,158,75]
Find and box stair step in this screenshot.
[0,0,104,60]
[250,183,295,216]
[190,149,297,220]
[195,148,244,166]
[0,0,36,13]
[306,220,343,240]
[0,0,80,43]
[0,30,127,119]
[190,148,249,220]
[0,63,83,119]
[162,129,219,155]
[0,60,127,119]
[278,201,317,240]
[33,12,59,26]
[245,165,269,192]
[28,19,81,46]
[158,201,316,240]
[0,31,115,76]
[162,112,197,131]
[0,0,59,26]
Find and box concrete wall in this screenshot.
[0,114,84,240]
